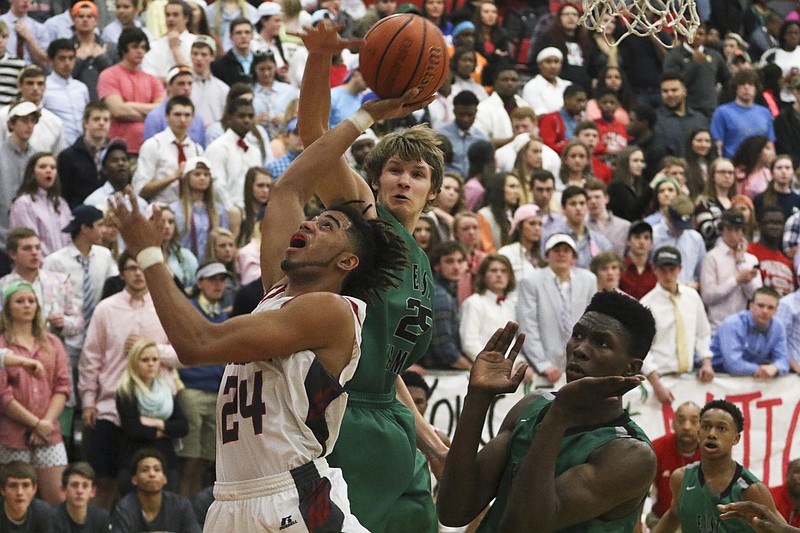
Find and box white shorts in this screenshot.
[204,458,368,532]
[0,442,68,468]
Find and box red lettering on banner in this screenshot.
[661,403,675,434]
[784,400,800,479]
[756,397,782,486]
[727,392,762,469]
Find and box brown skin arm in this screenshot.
[500,376,656,532]
[718,501,793,532]
[743,483,783,515]
[652,468,686,533]
[108,193,357,377]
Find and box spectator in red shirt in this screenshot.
[593,87,629,157]
[575,121,612,183]
[748,206,795,296]
[770,458,800,528]
[539,84,587,155]
[619,220,657,300]
[646,402,702,527]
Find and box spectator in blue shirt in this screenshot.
[775,271,800,375]
[438,90,489,178]
[422,241,472,370]
[711,286,790,377]
[143,66,207,148]
[710,69,775,158]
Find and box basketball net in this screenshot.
[580,0,700,47]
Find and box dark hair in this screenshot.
[546,1,593,63]
[1,460,36,486]
[430,239,467,267]
[563,84,587,100]
[229,16,252,34]
[594,86,619,102]
[226,96,254,117]
[531,169,556,184]
[238,167,271,247]
[117,248,135,272]
[61,462,96,487]
[730,68,761,91]
[561,185,587,207]
[83,100,110,121]
[117,26,149,57]
[47,38,75,60]
[166,0,192,25]
[778,20,800,50]
[482,173,519,244]
[631,103,656,130]
[450,46,477,76]
[251,49,277,79]
[628,221,652,238]
[584,290,656,360]
[401,370,430,397]
[131,448,167,473]
[754,285,781,302]
[574,120,598,135]
[595,65,634,110]
[613,145,645,193]
[583,178,607,194]
[701,399,744,432]
[684,127,712,198]
[732,135,770,177]
[15,152,64,213]
[166,95,194,115]
[453,90,479,107]
[474,253,515,294]
[466,140,495,180]
[326,203,410,305]
[660,71,686,86]
[756,204,784,225]
[17,65,46,84]
[7,227,38,252]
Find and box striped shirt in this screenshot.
[0,54,25,105]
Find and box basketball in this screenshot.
[359,14,449,103]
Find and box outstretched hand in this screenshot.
[717,502,795,533]
[290,20,364,54]
[107,188,164,256]
[554,375,645,413]
[467,322,527,396]
[362,88,437,123]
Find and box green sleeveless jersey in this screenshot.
[678,461,760,533]
[344,205,434,394]
[479,395,651,533]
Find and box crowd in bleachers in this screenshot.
[0,0,800,529]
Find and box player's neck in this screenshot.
[284,275,343,298]
[700,453,737,482]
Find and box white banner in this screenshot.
[423,372,800,487]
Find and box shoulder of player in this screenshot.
[589,437,657,481]
[743,481,773,503]
[498,393,543,434]
[279,292,359,329]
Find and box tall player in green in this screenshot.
[285,22,448,533]
[438,291,658,532]
[653,400,781,533]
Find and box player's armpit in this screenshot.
[744,483,784,516]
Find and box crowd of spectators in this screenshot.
[1,0,800,528]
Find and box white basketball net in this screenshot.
[580,0,700,47]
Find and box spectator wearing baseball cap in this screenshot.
[619,220,657,300]
[522,46,570,116]
[652,195,706,290]
[516,232,596,387]
[701,209,762,333]
[641,245,714,404]
[143,65,207,148]
[0,101,40,246]
[68,0,117,101]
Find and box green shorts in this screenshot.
[328,391,437,533]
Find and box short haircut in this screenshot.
[1,460,37,486]
[131,448,167,473]
[117,26,149,57]
[364,125,445,196]
[731,68,761,91]
[628,222,652,238]
[453,90,479,107]
[589,251,623,275]
[563,84,587,99]
[166,95,195,114]
[166,0,192,21]
[660,71,685,86]
[631,104,657,129]
[510,106,536,122]
[474,253,515,294]
[6,227,38,252]
[226,96,253,117]
[583,291,656,360]
[61,462,96,487]
[575,120,598,136]
[662,156,687,169]
[561,185,586,207]
[491,64,518,85]
[531,169,556,184]
[401,370,430,398]
[595,87,619,101]
[83,100,110,121]
[18,65,46,83]
[754,286,781,302]
[701,399,744,432]
[117,248,135,272]
[756,204,784,224]
[229,16,252,33]
[47,38,75,60]
[429,240,466,267]
[583,178,607,194]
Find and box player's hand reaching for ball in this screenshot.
[361,88,436,123]
[292,19,364,54]
[717,502,794,532]
[467,322,527,397]
[107,188,164,256]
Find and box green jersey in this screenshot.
[678,461,760,533]
[479,395,651,533]
[344,204,434,394]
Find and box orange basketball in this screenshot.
[359,14,448,103]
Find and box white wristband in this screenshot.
[136,246,165,271]
[349,109,374,133]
